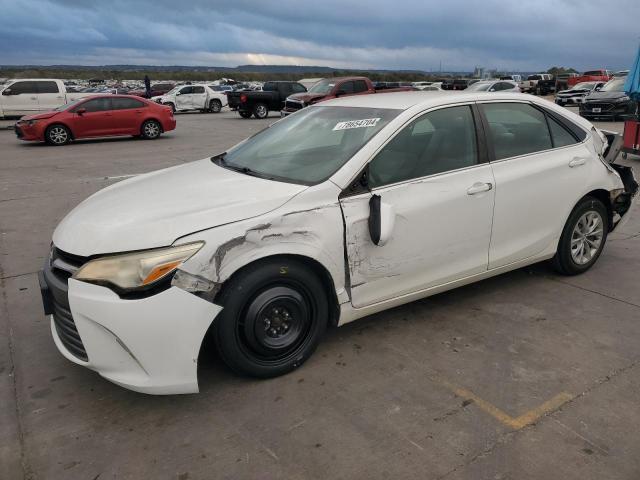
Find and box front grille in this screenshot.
[585,103,614,111]
[285,100,303,111]
[45,247,89,361]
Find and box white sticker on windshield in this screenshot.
[333,118,381,131]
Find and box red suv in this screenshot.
[15,95,176,145]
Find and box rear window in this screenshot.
[111,97,145,110]
[583,71,603,76]
[37,81,59,93]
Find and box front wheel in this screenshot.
[552,196,609,275]
[141,119,162,139]
[214,258,329,378]
[253,103,268,119]
[45,124,71,145]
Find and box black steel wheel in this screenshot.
[214,258,329,377]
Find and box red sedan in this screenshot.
[15,95,176,145]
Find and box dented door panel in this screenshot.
[340,165,496,309]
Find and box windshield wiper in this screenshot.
[211,152,272,180]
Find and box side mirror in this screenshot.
[368,194,395,246]
[76,108,86,115]
[2,88,13,96]
[489,88,496,92]
[176,91,182,95]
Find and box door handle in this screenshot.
[467,182,493,195]
[30,97,37,100]
[568,157,587,168]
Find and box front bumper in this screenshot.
[580,101,635,118]
[42,274,221,395]
[555,96,585,105]
[14,122,44,141]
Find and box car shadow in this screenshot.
[18,135,172,147]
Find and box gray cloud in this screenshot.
[1,0,638,71]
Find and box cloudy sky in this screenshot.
[1,0,639,72]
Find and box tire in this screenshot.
[45,124,71,146]
[141,119,161,140]
[552,196,609,275]
[239,110,252,119]
[165,102,176,113]
[209,99,222,113]
[214,258,329,378]
[253,103,268,119]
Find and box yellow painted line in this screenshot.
[440,379,573,430]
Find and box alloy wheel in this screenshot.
[49,126,68,144]
[570,211,604,265]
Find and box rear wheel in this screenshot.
[253,103,268,119]
[209,99,222,113]
[45,124,71,145]
[214,258,328,378]
[239,110,252,119]
[552,196,608,275]
[141,119,161,139]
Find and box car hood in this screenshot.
[287,92,329,104]
[584,91,628,101]
[558,88,589,95]
[20,111,61,121]
[53,158,307,257]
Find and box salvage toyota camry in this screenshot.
[39,92,637,394]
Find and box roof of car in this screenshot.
[317,91,530,110]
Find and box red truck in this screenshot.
[568,70,612,88]
[281,76,414,116]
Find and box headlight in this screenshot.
[615,96,630,102]
[73,242,204,292]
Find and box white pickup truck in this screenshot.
[151,84,228,113]
[0,79,94,118]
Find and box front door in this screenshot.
[175,86,194,110]
[70,97,114,138]
[2,81,40,116]
[340,104,496,308]
[191,86,207,110]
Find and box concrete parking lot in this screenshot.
[1,105,640,480]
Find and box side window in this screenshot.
[8,81,38,94]
[37,81,60,93]
[291,83,306,93]
[78,98,112,112]
[339,81,355,94]
[496,82,513,91]
[111,97,145,110]
[548,116,578,148]
[369,105,478,188]
[180,86,193,95]
[192,86,205,94]
[353,80,368,93]
[482,103,552,160]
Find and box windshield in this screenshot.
[573,82,596,90]
[600,79,625,92]
[466,82,492,92]
[217,106,400,185]
[308,79,335,95]
[165,86,181,95]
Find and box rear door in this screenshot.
[110,97,147,134]
[191,86,207,109]
[36,81,65,110]
[340,104,495,307]
[1,81,40,116]
[70,97,114,137]
[479,101,592,269]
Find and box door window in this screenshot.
[353,80,368,93]
[192,86,205,94]
[76,98,112,112]
[37,81,60,93]
[369,105,478,188]
[338,82,355,94]
[291,83,306,93]
[482,103,552,160]
[111,97,145,110]
[7,81,39,95]
[179,86,193,95]
[548,116,578,148]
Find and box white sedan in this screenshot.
[40,92,637,394]
[466,80,521,93]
